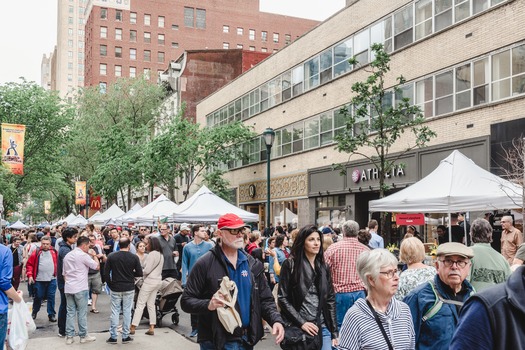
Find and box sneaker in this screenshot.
[106,337,117,345]
[49,315,57,322]
[122,337,133,344]
[189,329,198,338]
[31,312,37,320]
[66,337,75,345]
[87,299,92,306]
[58,333,66,338]
[80,335,96,343]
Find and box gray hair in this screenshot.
[341,220,360,237]
[356,249,398,290]
[470,218,492,243]
[501,215,513,224]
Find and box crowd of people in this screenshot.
[1,212,524,349]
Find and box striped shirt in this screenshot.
[324,237,369,293]
[339,297,415,350]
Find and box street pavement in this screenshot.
[23,280,281,349]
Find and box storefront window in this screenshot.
[316,195,346,227]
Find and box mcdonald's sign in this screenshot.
[90,196,101,210]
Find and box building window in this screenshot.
[78,7,84,15]
[249,29,255,40]
[261,31,267,42]
[249,46,255,51]
[143,68,151,80]
[394,5,414,50]
[261,47,267,53]
[130,12,137,24]
[196,9,206,29]
[100,63,107,75]
[68,74,73,82]
[144,32,151,43]
[130,48,137,60]
[115,46,122,58]
[237,27,243,35]
[130,30,137,41]
[237,44,243,49]
[78,18,84,25]
[144,50,151,61]
[115,10,122,21]
[69,5,74,14]
[68,40,73,48]
[68,50,73,58]
[68,62,73,69]
[144,14,151,26]
[223,42,229,49]
[172,24,179,30]
[68,28,73,36]
[172,42,179,48]
[273,33,279,43]
[184,7,194,27]
[99,82,107,93]
[158,34,165,45]
[158,51,165,63]
[68,17,73,24]
[78,29,84,36]
[285,34,291,44]
[100,44,107,56]
[100,26,107,38]
[223,25,229,33]
[115,65,122,77]
[130,66,136,78]
[158,16,165,27]
[115,28,122,40]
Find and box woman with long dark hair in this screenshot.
[278,225,338,349]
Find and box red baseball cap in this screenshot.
[218,213,249,230]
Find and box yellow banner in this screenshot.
[44,200,51,215]
[1,123,26,175]
[75,181,87,205]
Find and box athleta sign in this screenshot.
[351,165,405,183]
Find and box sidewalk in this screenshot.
[26,327,199,350]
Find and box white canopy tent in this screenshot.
[116,203,142,225]
[88,211,101,221]
[126,194,178,223]
[68,214,88,227]
[8,220,29,230]
[369,150,523,242]
[56,213,78,226]
[172,185,259,223]
[89,204,125,225]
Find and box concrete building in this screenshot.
[54,0,88,102]
[196,0,525,240]
[40,52,54,90]
[83,0,319,91]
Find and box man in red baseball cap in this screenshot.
[181,213,284,349]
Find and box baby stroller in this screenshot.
[155,277,183,327]
[134,277,183,328]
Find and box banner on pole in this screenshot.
[44,201,51,215]
[1,123,26,175]
[75,181,87,205]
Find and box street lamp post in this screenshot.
[263,128,275,232]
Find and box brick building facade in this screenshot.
[83,0,319,89]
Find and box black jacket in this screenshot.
[181,244,283,349]
[278,258,338,339]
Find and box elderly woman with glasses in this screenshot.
[339,249,415,350]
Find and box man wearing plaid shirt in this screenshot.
[324,220,369,328]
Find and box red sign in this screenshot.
[396,213,425,225]
[90,196,101,210]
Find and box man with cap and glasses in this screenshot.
[404,242,475,350]
[181,213,284,350]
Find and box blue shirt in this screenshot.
[223,250,252,328]
[181,240,214,286]
[369,231,384,249]
[0,244,14,313]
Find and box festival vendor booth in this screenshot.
[68,214,88,228]
[115,203,142,226]
[369,150,523,243]
[8,220,29,230]
[88,204,125,226]
[171,185,259,223]
[56,213,78,226]
[125,194,178,224]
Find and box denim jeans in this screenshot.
[33,279,57,316]
[58,282,67,335]
[200,340,253,350]
[335,290,366,329]
[0,312,7,349]
[109,290,134,340]
[321,326,332,350]
[66,290,89,337]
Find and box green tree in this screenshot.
[143,110,254,202]
[0,80,74,216]
[74,78,165,210]
[335,44,436,241]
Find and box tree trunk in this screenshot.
[127,186,132,212]
[168,184,176,202]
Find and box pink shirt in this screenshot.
[63,247,99,294]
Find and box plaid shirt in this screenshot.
[324,237,369,293]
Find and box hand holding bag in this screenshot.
[216,276,243,334]
[8,301,36,350]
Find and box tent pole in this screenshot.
[448,213,452,243]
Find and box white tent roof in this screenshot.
[9,220,29,229]
[116,203,142,224]
[89,211,101,220]
[172,185,259,223]
[126,194,178,222]
[369,150,523,213]
[89,204,125,225]
[68,214,88,227]
[56,213,77,225]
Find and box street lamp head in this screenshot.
[263,127,275,148]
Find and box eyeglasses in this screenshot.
[160,228,170,231]
[225,228,243,236]
[439,259,469,268]
[379,269,398,279]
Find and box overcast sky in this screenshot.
[0,1,345,86]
